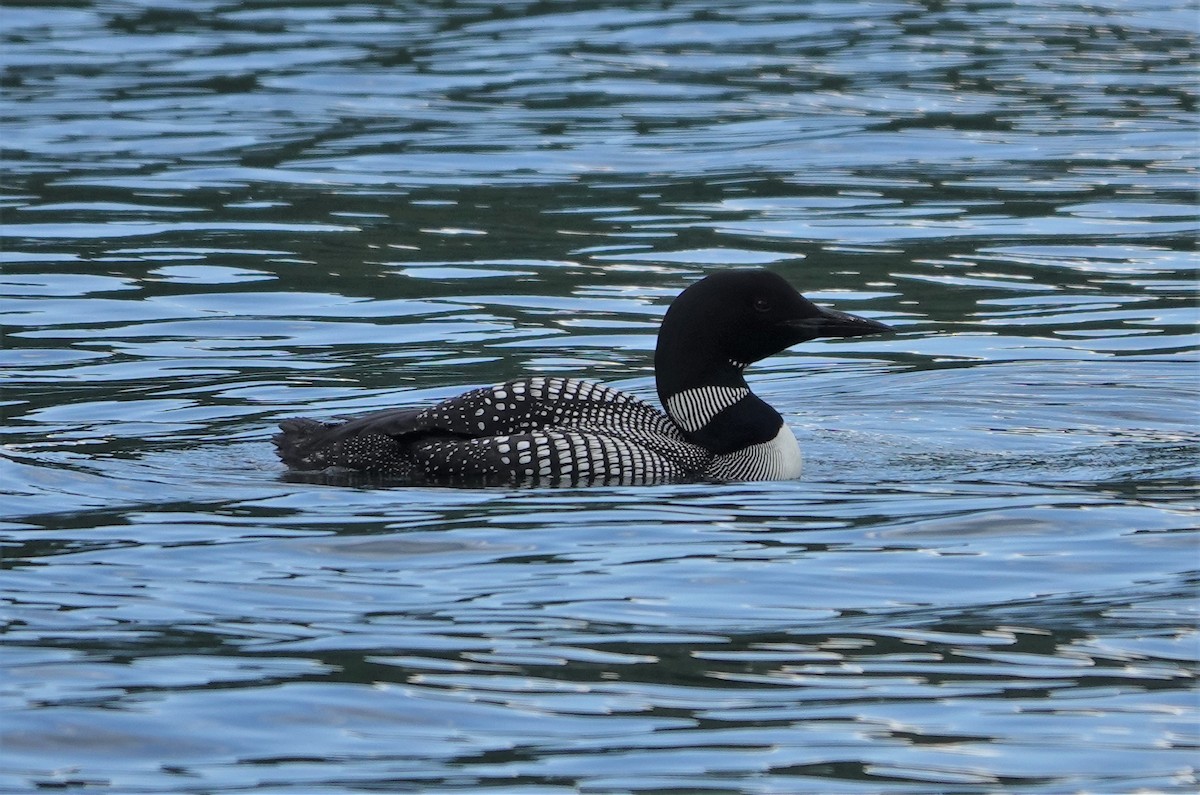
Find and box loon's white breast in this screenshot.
[706,423,802,482]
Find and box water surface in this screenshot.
[2,1,1197,793]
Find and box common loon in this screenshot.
[274,269,892,486]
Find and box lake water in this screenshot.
[2,1,1197,793]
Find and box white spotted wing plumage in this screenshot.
[277,377,711,485]
[408,377,710,485]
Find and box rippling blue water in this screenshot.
[2,1,1197,793]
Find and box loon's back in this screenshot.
[274,376,709,486]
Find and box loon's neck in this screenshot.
[652,284,789,456]
[656,360,784,456]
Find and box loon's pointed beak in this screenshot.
[787,306,894,340]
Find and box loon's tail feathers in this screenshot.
[273,418,337,470]
[273,407,424,471]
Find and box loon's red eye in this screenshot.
[753,298,771,313]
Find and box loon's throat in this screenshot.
[664,386,783,456]
[665,385,752,433]
[655,351,748,408]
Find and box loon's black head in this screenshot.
[654,269,893,405]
